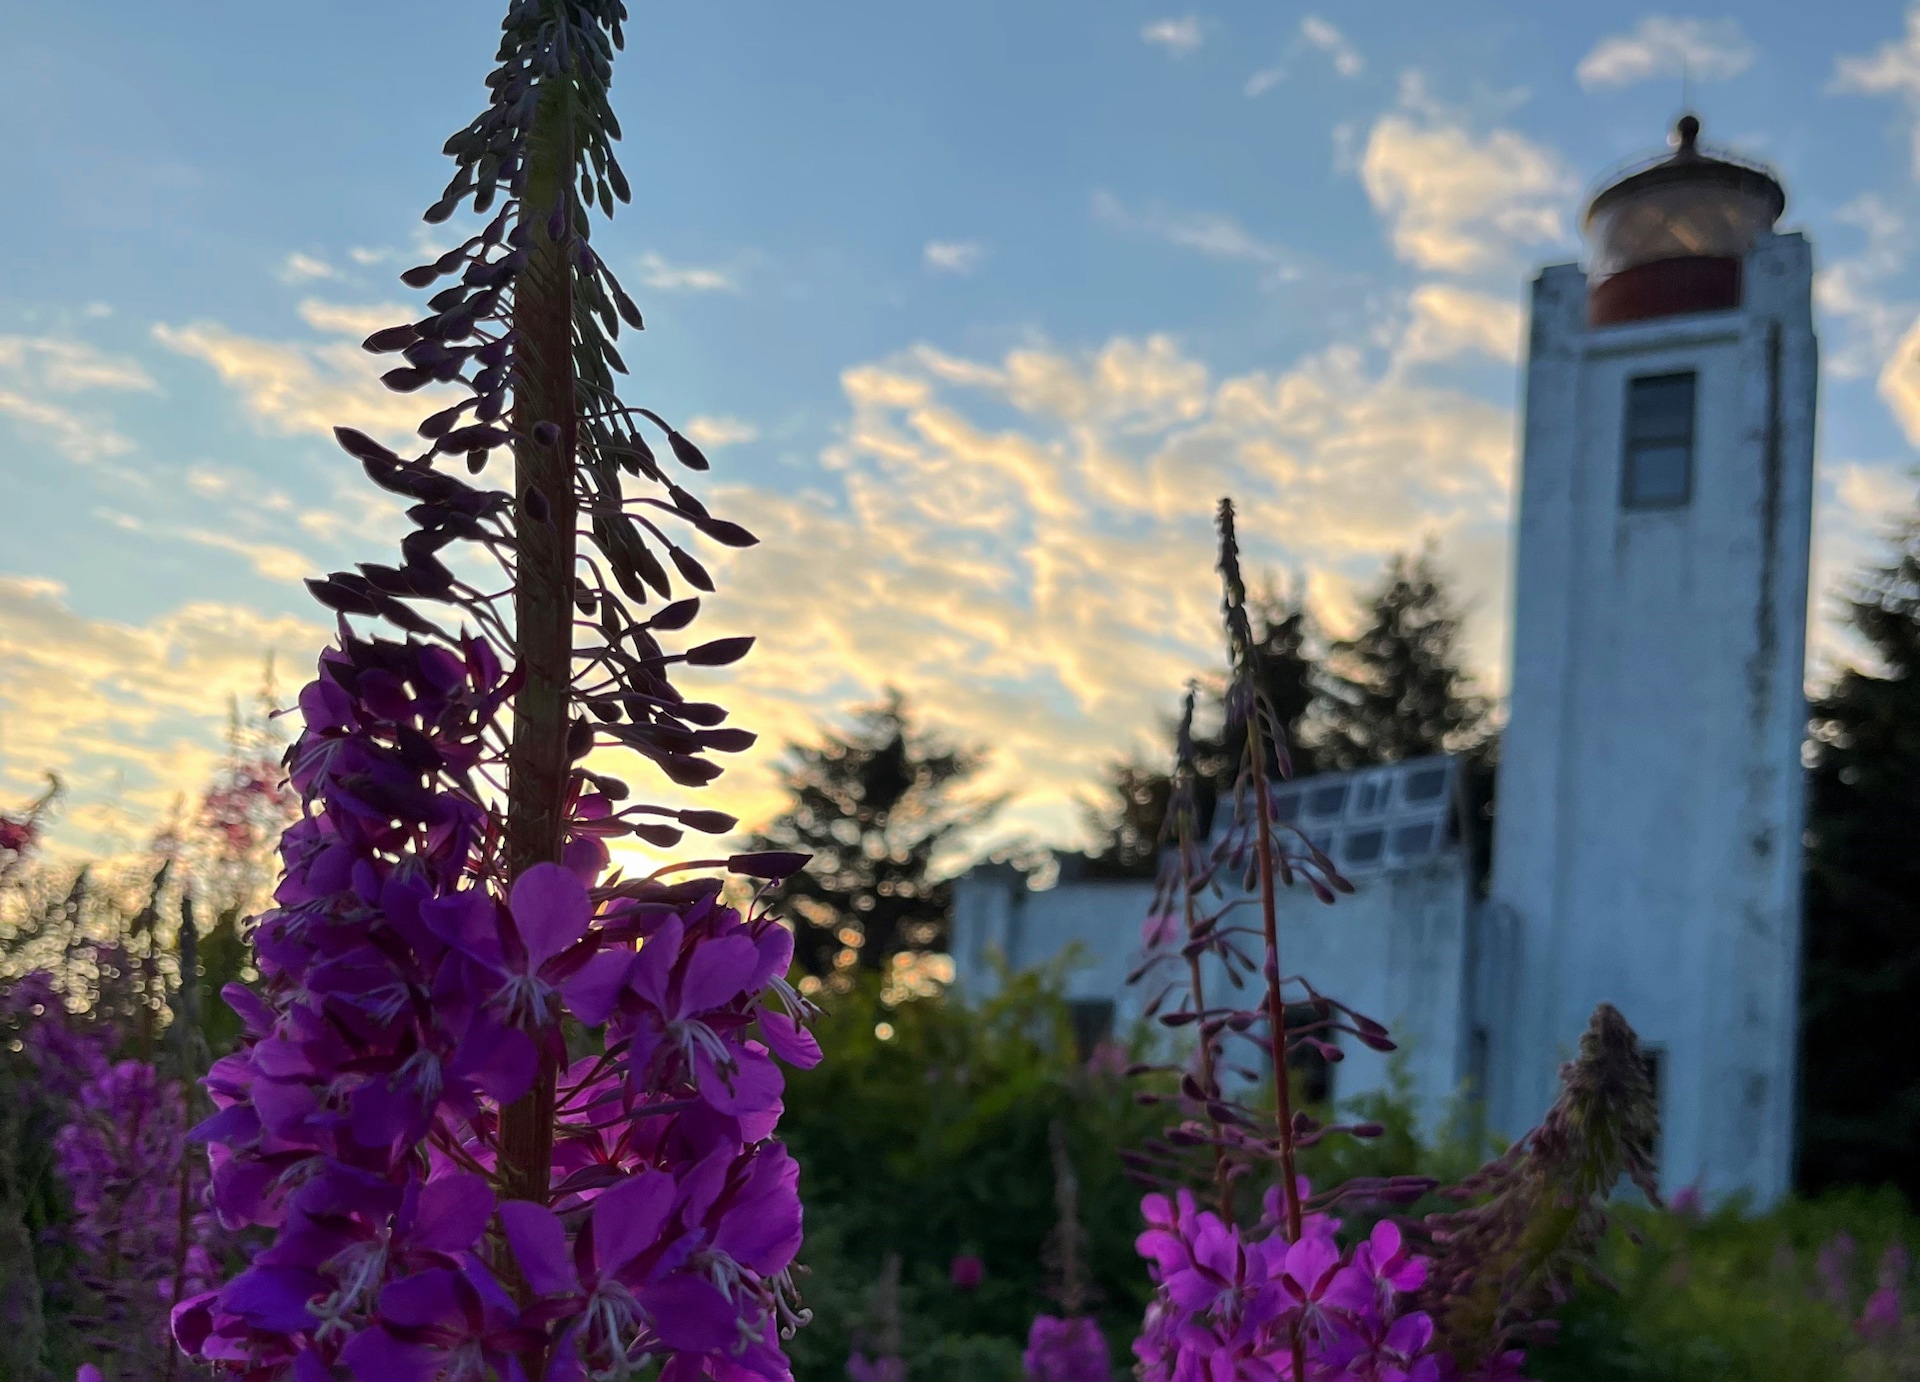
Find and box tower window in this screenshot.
[1622,372,1695,509]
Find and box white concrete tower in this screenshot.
[1485,115,1816,1204]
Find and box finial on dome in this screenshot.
[1675,113,1701,155]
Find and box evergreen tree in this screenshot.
[1800,505,1920,1200]
[1309,545,1490,769]
[1086,587,1320,877]
[745,691,997,983]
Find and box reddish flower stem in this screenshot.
[499,66,578,1382]
[1245,707,1307,1380]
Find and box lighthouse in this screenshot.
[1484,116,1817,1203]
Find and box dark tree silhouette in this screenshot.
[745,691,997,983]
[1799,504,1920,1200]
[1308,545,1490,769]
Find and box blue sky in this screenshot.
[5,1,1920,862]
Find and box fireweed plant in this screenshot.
[174,4,817,1380]
[1126,499,1437,1382]
[1124,500,1663,1382]
[1020,1120,1110,1382]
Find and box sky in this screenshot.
[5,0,1920,866]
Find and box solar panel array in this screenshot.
[1220,753,1460,877]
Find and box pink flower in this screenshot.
[1024,1315,1110,1382]
[951,1254,985,1291]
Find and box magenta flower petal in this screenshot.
[630,915,684,1009]
[1285,1234,1340,1295]
[638,1273,736,1352]
[500,1201,580,1297]
[378,1269,463,1328]
[219,1263,324,1335]
[677,934,756,1014]
[594,1169,676,1277]
[448,1021,538,1104]
[509,862,594,969]
[757,1009,822,1069]
[340,1326,445,1382]
[563,832,610,886]
[411,1173,494,1254]
[712,1148,802,1272]
[561,948,634,1026]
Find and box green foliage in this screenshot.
[1533,1191,1920,1382]
[780,966,1161,1382]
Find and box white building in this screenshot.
[950,116,1816,1206]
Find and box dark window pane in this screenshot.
[1271,792,1301,823]
[1626,373,1695,442]
[1354,779,1387,816]
[1624,372,1695,511]
[1403,766,1447,802]
[1627,443,1691,507]
[1307,783,1348,816]
[1345,828,1384,864]
[1392,822,1434,856]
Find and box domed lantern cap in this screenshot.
[1582,115,1786,282]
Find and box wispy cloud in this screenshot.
[0,335,158,465]
[1815,195,1913,380]
[1835,9,1920,174]
[1300,16,1364,78]
[153,302,455,448]
[0,575,323,859]
[1357,75,1575,274]
[682,415,760,449]
[923,240,986,274]
[277,251,340,284]
[1577,16,1756,91]
[636,252,740,293]
[1141,15,1204,57]
[1091,191,1300,284]
[1246,14,1364,96]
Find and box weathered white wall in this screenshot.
[1488,232,1815,1204]
[951,846,1478,1137]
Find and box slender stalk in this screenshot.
[1178,819,1234,1222]
[1246,708,1308,1382]
[499,64,580,1218]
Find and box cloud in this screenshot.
[1398,285,1524,364]
[636,252,740,294]
[1092,191,1300,284]
[691,318,1517,851]
[1875,310,1920,446]
[923,240,986,274]
[0,335,158,464]
[1300,16,1364,78]
[1836,9,1920,174]
[1141,16,1204,56]
[0,577,323,859]
[278,251,339,284]
[682,415,760,449]
[297,299,412,339]
[1245,66,1286,97]
[1815,195,1912,380]
[153,304,453,448]
[1358,80,1576,274]
[1576,16,1756,91]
